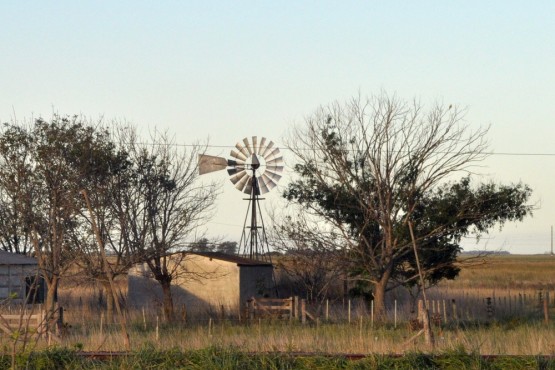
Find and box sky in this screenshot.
[1,1,554,254]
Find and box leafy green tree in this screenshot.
[0,115,121,316]
[71,145,132,323]
[0,118,219,325]
[216,241,237,255]
[281,94,533,318]
[0,124,35,255]
[189,239,237,254]
[189,238,213,252]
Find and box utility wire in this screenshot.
[134,141,555,157]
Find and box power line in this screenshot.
[136,141,555,157]
[487,152,555,157]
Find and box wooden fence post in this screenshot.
[359,316,363,340]
[486,297,494,319]
[56,306,64,337]
[301,299,306,325]
[81,307,86,336]
[371,300,374,329]
[156,315,159,342]
[451,299,458,321]
[40,310,47,337]
[246,298,255,321]
[544,291,550,324]
[294,296,299,321]
[182,305,187,324]
[142,307,147,330]
[394,300,397,329]
[325,299,329,322]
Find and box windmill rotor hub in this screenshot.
[247,153,263,173]
[229,137,283,195]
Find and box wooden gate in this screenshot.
[0,308,62,343]
[246,297,294,320]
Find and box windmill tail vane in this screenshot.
[198,154,229,175]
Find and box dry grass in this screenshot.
[3,254,555,356]
[22,318,555,356]
[445,254,555,290]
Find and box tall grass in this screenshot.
[3,316,552,355]
[3,254,554,358]
[2,346,555,369]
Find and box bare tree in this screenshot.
[114,127,219,321]
[70,146,133,323]
[282,93,533,319]
[272,215,345,303]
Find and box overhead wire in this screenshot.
[133,141,555,157]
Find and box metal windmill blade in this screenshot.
[233,136,283,195]
[198,136,284,195]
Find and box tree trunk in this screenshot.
[100,279,114,323]
[160,279,174,322]
[373,278,387,320]
[44,275,59,328]
[422,306,434,346]
[372,265,393,321]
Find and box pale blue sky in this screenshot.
[1,1,554,253]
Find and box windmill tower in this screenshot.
[198,136,284,261]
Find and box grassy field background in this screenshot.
[2,254,555,358]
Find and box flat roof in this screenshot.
[0,250,38,265]
[191,252,273,266]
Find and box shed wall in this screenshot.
[127,254,274,317]
[0,264,37,301]
[127,254,240,315]
[239,265,274,305]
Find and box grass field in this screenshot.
[2,254,555,368]
[444,254,555,290]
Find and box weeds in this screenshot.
[3,347,555,370]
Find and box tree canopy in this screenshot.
[281,94,533,316]
[0,117,218,321]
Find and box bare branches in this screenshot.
[0,118,220,323]
[282,92,531,317]
[113,126,220,321]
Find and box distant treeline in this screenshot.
[460,250,510,255]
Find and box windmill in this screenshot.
[198,136,284,261]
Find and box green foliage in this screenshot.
[283,99,533,297]
[13,348,82,370]
[2,347,555,369]
[189,239,237,254]
[432,347,486,370]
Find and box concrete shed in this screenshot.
[0,250,42,303]
[127,252,274,316]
